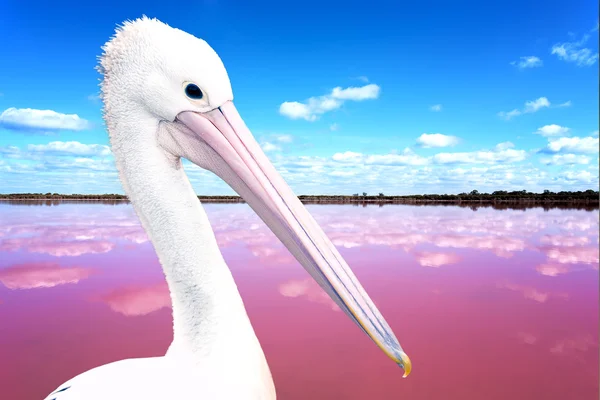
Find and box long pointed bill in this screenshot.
[175,101,411,377]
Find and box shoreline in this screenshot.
[1,194,598,210]
[0,192,598,203]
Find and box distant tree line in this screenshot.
[0,190,598,203]
[4,199,598,211]
[0,193,240,201]
[0,193,130,200]
[339,189,599,201]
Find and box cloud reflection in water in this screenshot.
[279,279,340,311]
[99,282,171,316]
[0,262,94,289]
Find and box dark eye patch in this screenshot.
[185,83,203,100]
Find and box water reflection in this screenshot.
[0,202,598,400]
[0,220,148,257]
[0,262,94,289]
[545,246,599,265]
[536,263,571,277]
[495,281,568,303]
[279,279,340,311]
[98,282,171,316]
[205,204,598,277]
[551,334,598,356]
[516,331,538,345]
[540,234,590,247]
[414,251,461,268]
[0,237,116,256]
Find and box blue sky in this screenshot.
[0,0,598,195]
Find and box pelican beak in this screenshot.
[175,101,411,377]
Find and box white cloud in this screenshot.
[273,134,292,143]
[498,97,552,120]
[540,154,591,165]
[87,94,101,103]
[261,142,281,152]
[365,149,430,166]
[331,84,380,100]
[524,97,551,113]
[332,151,363,163]
[511,56,543,69]
[0,145,22,158]
[495,141,515,151]
[279,102,318,121]
[592,130,599,137]
[279,84,380,121]
[332,149,429,166]
[329,169,356,177]
[332,148,430,166]
[497,109,522,120]
[430,104,442,112]
[330,123,339,131]
[2,123,598,195]
[27,141,112,157]
[331,143,528,167]
[433,142,527,164]
[557,100,572,108]
[534,124,570,137]
[416,133,459,148]
[544,136,599,154]
[551,34,599,66]
[559,169,595,183]
[259,134,293,152]
[0,107,91,132]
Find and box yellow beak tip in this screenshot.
[400,352,412,378]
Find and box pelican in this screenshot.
[44,16,410,400]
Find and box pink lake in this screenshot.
[0,201,598,399]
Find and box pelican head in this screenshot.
[99,17,411,378]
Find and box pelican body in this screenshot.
[43,17,410,400]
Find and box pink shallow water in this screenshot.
[0,202,598,399]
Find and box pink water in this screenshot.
[0,202,598,399]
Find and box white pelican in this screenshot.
[44,16,411,400]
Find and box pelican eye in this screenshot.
[184,83,203,100]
